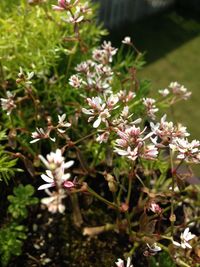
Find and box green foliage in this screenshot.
[0,223,27,267]
[0,130,19,183]
[150,252,176,267]
[7,184,38,219]
[0,0,65,79]
[0,184,38,266]
[0,0,106,80]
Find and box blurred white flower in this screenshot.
[169,82,191,100]
[122,36,132,45]
[115,257,133,267]
[30,127,55,143]
[173,227,195,249]
[158,88,170,97]
[52,0,71,11]
[38,149,74,190]
[169,138,200,163]
[41,189,66,213]
[57,114,71,133]
[69,75,83,88]
[143,97,158,119]
[147,243,162,253]
[0,91,16,115]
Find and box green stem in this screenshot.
[170,149,175,235]
[126,175,132,205]
[86,185,118,210]
[74,131,97,145]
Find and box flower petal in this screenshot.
[63,180,75,188]
[38,183,54,190]
[93,117,101,128]
[64,160,74,169]
[41,173,53,183]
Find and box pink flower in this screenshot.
[69,75,83,88]
[169,82,191,100]
[52,0,71,11]
[82,95,118,128]
[150,114,189,141]
[143,98,158,119]
[149,201,162,213]
[169,138,200,163]
[142,144,158,159]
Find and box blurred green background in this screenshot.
[109,8,200,140]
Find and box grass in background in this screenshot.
[110,9,200,139]
[136,11,200,139]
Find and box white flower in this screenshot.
[115,257,133,267]
[143,98,158,119]
[142,144,158,159]
[173,228,195,249]
[96,131,110,143]
[169,82,191,100]
[150,114,189,141]
[122,36,132,45]
[148,201,162,213]
[92,41,117,64]
[41,189,66,213]
[52,0,71,11]
[158,88,170,97]
[67,8,84,24]
[0,91,16,115]
[82,95,118,128]
[38,149,74,190]
[117,90,135,103]
[57,114,71,133]
[169,138,200,163]
[147,243,162,252]
[30,127,56,143]
[69,75,83,88]
[38,170,55,190]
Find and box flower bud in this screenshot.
[105,173,118,192]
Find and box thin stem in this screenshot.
[126,174,132,205]
[170,149,175,235]
[86,185,118,210]
[73,131,97,145]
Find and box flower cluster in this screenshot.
[82,94,119,128]
[38,149,74,190]
[159,81,191,101]
[69,42,117,93]
[143,97,158,120]
[114,125,158,161]
[170,138,200,163]
[150,114,189,142]
[0,91,16,115]
[30,127,55,143]
[30,114,71,143]
[52,0,91,25]
[149,114,200,163]
[41,189,66,213]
